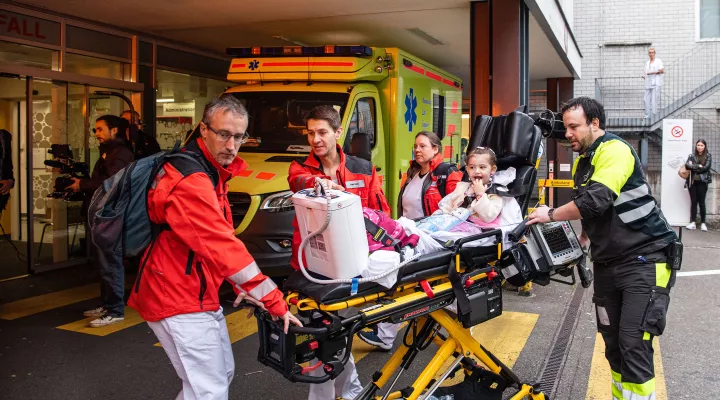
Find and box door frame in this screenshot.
[0,64,143,274]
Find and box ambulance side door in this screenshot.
[342,89,387,193]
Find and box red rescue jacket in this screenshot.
[128,139,287,321]
[288,146,390,270]
[397,153,462,217]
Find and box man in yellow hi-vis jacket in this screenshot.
[528,97,679,400]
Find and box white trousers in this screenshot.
[148,308,234,400]
[644,86,661,118]
[377,322,400,345]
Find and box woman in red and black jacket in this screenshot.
[397,131,462,218]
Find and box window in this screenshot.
[344,97,376,155]
[699,0,720,40]
[433,94,446,139]
[0,41,55,69]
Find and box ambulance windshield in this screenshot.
[231,92,349,153]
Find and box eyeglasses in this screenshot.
[203,121,249,145]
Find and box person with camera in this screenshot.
[527,97,678,400]
[67,115,134,327]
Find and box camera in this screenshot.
[44,144,89,201]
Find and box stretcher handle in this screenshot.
[453,228,503,251]
[508,219,528,243]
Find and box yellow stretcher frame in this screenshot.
[280,263,546,400]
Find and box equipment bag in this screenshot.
[362,207,420,253]
[88,141,215,259]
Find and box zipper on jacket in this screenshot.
[185,250,195,275]
[376,194,383,211]
[196,261,207,310]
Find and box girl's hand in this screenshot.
[472,178,487,197]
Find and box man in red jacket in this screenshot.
[287,105,390,400]
[128,94,301,400]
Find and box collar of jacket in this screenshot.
[409,152,445,176]
[99,137,130,153]
[187,138,249,182]
[303,144,346,172]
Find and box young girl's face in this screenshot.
[466,154,497,185]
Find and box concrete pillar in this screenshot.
[546,77,574,207]
[470,0,529,121]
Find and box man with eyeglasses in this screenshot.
[128,94,301,400]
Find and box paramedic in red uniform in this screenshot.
[287,104,390,400]
[128,94,301,400]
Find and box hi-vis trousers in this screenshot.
[593,251,675,400]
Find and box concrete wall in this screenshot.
[647,171,720,227]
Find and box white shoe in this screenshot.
[686,223,696,230]
[701,223,708,231]
[89,314,124,327]
[83,306,107,317]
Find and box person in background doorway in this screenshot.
[0,129,15,212]
[643,47,664,119]
[358,131,461,352]
[68,115,134,327]
[685,139,712,231]
[121,110,161,159]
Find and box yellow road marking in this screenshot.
[440,311,539,386]
[0,284,98,320]
[585,333,667,399]
[56,306,145,336]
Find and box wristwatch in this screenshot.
[548,208,556,222]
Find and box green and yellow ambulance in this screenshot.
[218,45,463,276]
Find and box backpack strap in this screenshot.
[364,217,401,250]
[432,162,458,197]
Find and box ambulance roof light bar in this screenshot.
[227,45,373,58]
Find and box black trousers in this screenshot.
[689,181,709,223]
[592,252,675,397]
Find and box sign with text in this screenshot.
[661,119,693,226]
[162,102,195,118]
[0,10,60,46]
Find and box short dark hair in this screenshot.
[96,115,127,134]
[305,105,341,131]
[561,97,606,130]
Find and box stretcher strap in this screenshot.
[364,217,400,248]
[351,278,359,296]
[420,280,435,299]
[301,361,323,375]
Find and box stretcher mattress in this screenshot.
[284,245,499,304]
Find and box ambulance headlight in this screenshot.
[261,191,294,212]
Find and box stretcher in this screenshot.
[253,227,552,400]
[249,110,575,399]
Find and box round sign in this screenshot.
[671,126,684,138]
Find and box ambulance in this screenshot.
[217,45,463,276]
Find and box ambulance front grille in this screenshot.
[227,192,252,229]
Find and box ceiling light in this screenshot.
[156,98,174,103]
[406,28,444,46]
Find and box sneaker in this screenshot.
[89,314,124,328]
[83,306,107,317]
[357,330,392,351]
[701,223,708,231]
[686,223,697,230]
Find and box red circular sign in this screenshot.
[671,126,684,138]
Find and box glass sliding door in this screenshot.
[0,75,28,280]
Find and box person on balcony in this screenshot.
[643,47,664,119]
